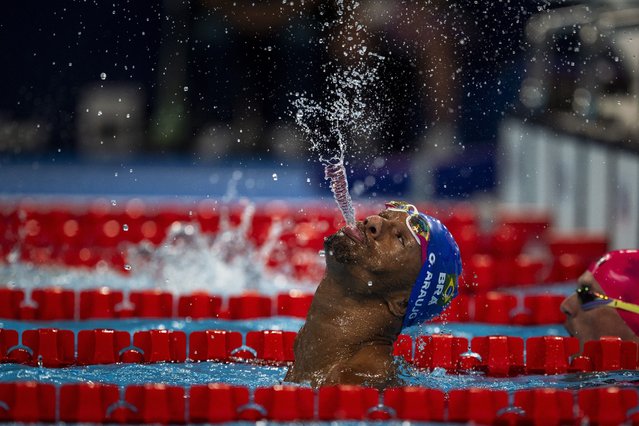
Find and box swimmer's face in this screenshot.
[324,209,422,292]
[560,271,638,347]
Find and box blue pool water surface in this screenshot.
[2,316,639,391]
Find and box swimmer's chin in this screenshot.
[281,378,312,387]
[563,321,575,337]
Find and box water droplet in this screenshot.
[183,86,189,92]
[296,109,304,120]
[272,173,278,181]
[114,172,118,177]
[100,72,107,80]
[97,111,103,116]
[111,200,117,206]
[122,224,129,232]
[306,178,311,183]
[124,264,132,271]
[126,113,131,119]
[367,281,373,287]
[318,250,325,257]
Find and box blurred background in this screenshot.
[0,0,638,247]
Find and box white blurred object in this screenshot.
[612,151,639,250]
[269,124,305,160]
[194,123,234,159]
[0,116,50,154]
[409,121,460,199]
[76,84,144,159]
[597,28,639,131]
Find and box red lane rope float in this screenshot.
[1,201,608,286]
[0,382,638,424]
[1,328,637,374]
[0,287,567,325]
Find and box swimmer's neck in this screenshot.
[307,272,404,349]
[286,272,406,387]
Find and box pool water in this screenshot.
[1,201,637,424]
[2,354,639,392]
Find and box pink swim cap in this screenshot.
[589,249,639,334]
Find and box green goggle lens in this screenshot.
[408,215,429,240]
[385,201,430,243]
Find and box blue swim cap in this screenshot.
[401,213,462,329]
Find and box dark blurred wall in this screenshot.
[0,0,550,168]
[0,1,163,154]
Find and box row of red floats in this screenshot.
[1,327,636,375]
[0,200,345,249]
[393,334,638,375]
[0,288,313,321]
[1,201,608,285]
[442,292,568,325]
[0,287,570,325]
[0,329,295,367]
[0,381,636,424]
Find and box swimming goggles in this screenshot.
[384,201,431,246]
[576,284,639,315]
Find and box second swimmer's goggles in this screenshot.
[385,201,430,261]
[577,284,639,315]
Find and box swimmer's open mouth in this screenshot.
[343,224,365,244]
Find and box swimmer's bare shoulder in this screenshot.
[324,344,401,389]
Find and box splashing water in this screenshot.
[125,202,312,296]
[292,0,385,225]
[0,202,319,297]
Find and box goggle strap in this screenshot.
[405,214,421,245]
[581,299,611,311]
[386,207,410,214]
[610,299,639,315]
[385,202,417,214]
[581,290,639,314]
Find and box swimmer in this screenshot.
[285,201,462,388]
[561,249,639,346]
